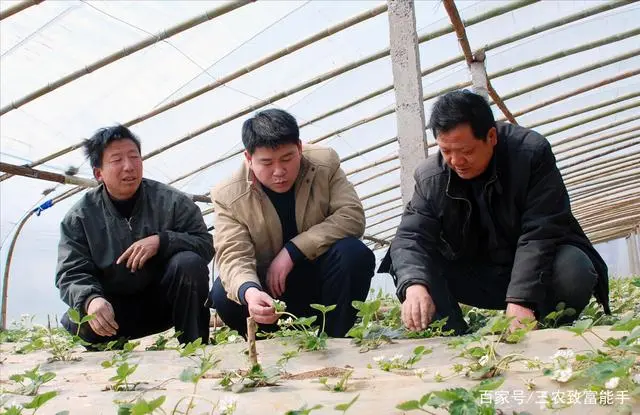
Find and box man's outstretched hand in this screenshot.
[244,287,279,325]
[86,297,118,337]
[402,284,436,331]
[506,302,536,332]
[117,235,160,272]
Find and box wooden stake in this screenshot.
[247,317,258,366]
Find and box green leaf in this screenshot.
[80,314,95,324]
[179,367,197,383]
[471,376,505,395]
[131,396,166,415]
[564,318,593,335]
[449,400,478,415]
[611,312,640,332]
[23,390,57,409]
[433,389,464,402]
[413,345,425,355]
[285,404,322,415]
[310,304,336,313]
[334,394,359,412]
[67,309,81,324]
[3,406,24,415]
[395,400,421,411]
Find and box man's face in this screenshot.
[245,142,302,193]
[94,139,143,200]
[436,124,497,179]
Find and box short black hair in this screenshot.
[428,89,496,141]
[241,109,300,154]
[83,125,141,169]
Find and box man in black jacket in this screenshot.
[380,90,609,334]
[55,125,214,345]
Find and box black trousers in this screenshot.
[428,244,598,334]
[61,251,211,345]
[210,237,376,338]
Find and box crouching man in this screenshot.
[55,125,214,345]
[380,90,609,334]
[209,109,375,337]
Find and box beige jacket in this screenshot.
[211,145,365,303]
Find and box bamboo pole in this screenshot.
[364,195,402,212]
[0,0,45,21]
[308,81,471,145]
[488,83,517,124]
[310,33,638,147]
[0,1,252,116]
[559,139,639,170]
[554,125,639,155]
[443,0,518,123]
[568,168,640,194]
[360,184,399,202]
[367,212,403,230]
[580,207,640,227]
[0,161,211,203]
[563,152,640,181]
[366,202,403,221]
[543,101,640,137]
[9,1,532,183]
[1,186,83,330]
[571,177,640,203]
[575,197,640,217]
[499,48,640,102]
[247,317,258,365]
[353,165,400,187]
[346,154,398,176]
[371,223,399,238]
[572,185,640,207]
[561,147,640,176]
[361,235,391,247]
[504,69,640,120]
[565,158,640,186]
[0,162,97,187]
[552,115,639,147]
[556,132,640,163]
[301,1,632,129]
[341,137,398,163]
[527,92,640,129]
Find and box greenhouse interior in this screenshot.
[0,0,639,414]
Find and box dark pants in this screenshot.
[430,244,598,334]
[210,237,375,338]
[62,251,211,346]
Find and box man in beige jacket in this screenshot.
[207,109,375,337]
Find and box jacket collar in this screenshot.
[100,179,145,218]
[245,154,311,193]
[444,142,503,199]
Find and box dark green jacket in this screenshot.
[55,179,214,312]
[380,122,609,313]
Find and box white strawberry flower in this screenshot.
[605,377,620,390]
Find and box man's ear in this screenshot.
[244,150,252,166]
[93,167,103,182]
[296,141,302,153]
[487,127,498,146]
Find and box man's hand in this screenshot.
[244,287,279,325]
[117,235,160,272]
[86,297,118,337]
[402,284,436,331]
[266,248,294,298]
[506,302,536,331]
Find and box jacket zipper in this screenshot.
[445,172,472,237]
[125,218,132,231]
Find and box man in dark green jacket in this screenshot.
[380,90,609,334]
[55,125,214,345]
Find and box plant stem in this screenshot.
[580,334,597,352]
